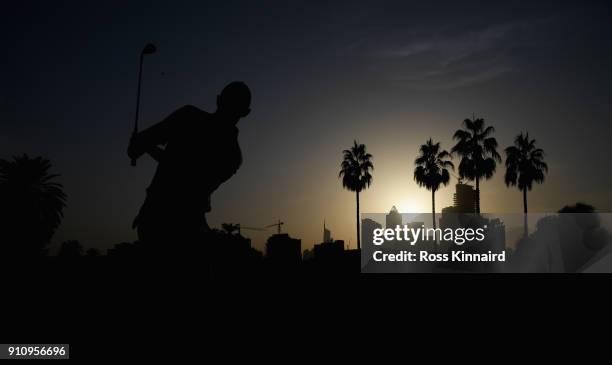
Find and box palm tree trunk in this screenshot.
[475,178,480,214]
[432,189,437,253]
[432,189,436,230]
[356,190,361,250]
[523,188,528,238]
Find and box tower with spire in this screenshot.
[323,220,332,243]
[386,205,402,229]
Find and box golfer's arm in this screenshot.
[129,122,170,158]
[147,146,165,162]
[128,108,184,158]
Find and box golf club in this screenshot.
[131,43,157,166]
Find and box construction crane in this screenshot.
[265,220,285,235]
[237,224,268,236]
[221,223,267,236]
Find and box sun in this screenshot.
[398,198,427,213]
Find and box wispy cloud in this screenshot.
[349,18,555,90]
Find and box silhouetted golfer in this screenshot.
[128,82,251,256]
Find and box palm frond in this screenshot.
[503,132,548,192]
[414,140,454,192]
[339,141,374,193]
[452,117,501,183]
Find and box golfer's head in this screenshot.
[217,81,251,121]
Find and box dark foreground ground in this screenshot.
[0,255,609,360]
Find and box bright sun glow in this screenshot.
[397,198,427,213]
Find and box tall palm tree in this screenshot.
[414,139,454,230]
[0,154,67,256]
[451,117,501,214]
[504,132,548,237]
[339,141,373,250]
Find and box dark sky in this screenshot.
[2,0,612,252]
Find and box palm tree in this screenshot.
[414,139,454,230]
[0,154,67,256]
[504,132,548,237]
[339,141,373,250]
[451,117,501,214]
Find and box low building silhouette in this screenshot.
[302,248,314,261]
[266,233,301,265]
[313,240,345,262]
[209,229,263,272]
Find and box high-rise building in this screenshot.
[361,218,382,249]
[453,183,477,213]
[323,220,332,243]
[438,183,507,269]
[386,206,402,229]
